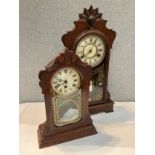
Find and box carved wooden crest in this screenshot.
[45,48,88,71]
[62,5,116,49]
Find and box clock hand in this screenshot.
[57,79,67,85]
[81,49,92,62]
[90,44,95,51]
[82,44,95,58]
[85,46,94,56]
[55,79,66,86]
[56,78,62,83]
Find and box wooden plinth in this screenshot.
[38,123,97,148]
[89,101,114,114]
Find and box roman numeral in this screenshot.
[90,37,92,42]
[99,49,103,52]
[81,55,84,59]
[72,84,76,87]
[97,54,101,57]
[94,39,97,44]
[73,74,76,77]
[98,43,101,46]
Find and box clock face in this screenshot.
[51,67,80,96]
[75,34,105,67]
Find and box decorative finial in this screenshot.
[79,5,102,20]
[79,6,102,27]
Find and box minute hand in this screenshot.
[85,45,95,56]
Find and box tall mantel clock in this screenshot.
[62,6,116,114]
[37,48,97,148]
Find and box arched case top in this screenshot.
[62,5,116,50]
[39,48,91,94]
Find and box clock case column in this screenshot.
[61,6,116,114]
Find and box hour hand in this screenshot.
[86,49,92,56]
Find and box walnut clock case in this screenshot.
[38,49,97,148]
[62,6,116,114]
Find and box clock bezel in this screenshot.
[73,30,108,53]
[51,66,81,97]
[73,30,109,68]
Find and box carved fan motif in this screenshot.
[79,5,103,27]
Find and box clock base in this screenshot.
[37,123,97,148]
[89,101,114,114]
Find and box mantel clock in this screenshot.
[62,6,116,114]
[37,48,97,148]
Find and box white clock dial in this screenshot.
[51,67,80,96]
[75,34,105,67]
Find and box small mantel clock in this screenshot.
[62,6,116,114]
[38,48,97,148]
